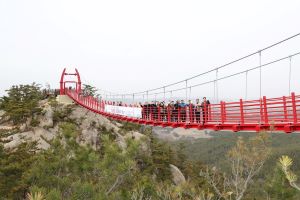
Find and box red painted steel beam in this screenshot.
[65,88,300,134]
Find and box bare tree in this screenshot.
[201,132,270,200]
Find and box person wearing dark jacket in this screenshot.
[179,100,186,122]
[187,100,195,123]
[168,101,175,122]
[195,99,201,123]
[173,100,180,122]
[159,101,166,121]
[201,97,210,124]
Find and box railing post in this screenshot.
[203,102,207,124]
[208,104,211,121]
[291,92,297,123]
[158,106,161,122]
[150,105,153,121]
[189,104,193,123]
[223,102,227,122]
[263,96,269,124]
[221,101,225,124]
[240,99,244,125]
[178,107,181,123]
[260,98,263,123]
[283,96,288,122]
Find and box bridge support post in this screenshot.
[239,99,244,125]
[291,92,297,123]
[283,96,288,121]
[260,98,263,123]
[263,96,269,124]
[221,101,225,124]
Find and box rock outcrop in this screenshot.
[3,127,57,150]
[170,164,186,185]
[0,100,135,151]
[39,103,54,128]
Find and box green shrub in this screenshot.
[59,122,78,139]
[30,118,40,127]
[52,105,74,124]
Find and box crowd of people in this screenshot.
[110,97,211,124]
[141,97,210,124]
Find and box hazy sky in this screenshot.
[1,0,300,101]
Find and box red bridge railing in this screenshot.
[66,90,300,133]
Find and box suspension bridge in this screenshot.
[59,33,300,133]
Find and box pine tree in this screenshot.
[82,84,97,97]
[149,135,173,182]
[0,83,42,124]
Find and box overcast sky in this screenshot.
[0,0,300,101]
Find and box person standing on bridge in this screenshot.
[186,100,195,123]
[201,97,210,124]
[168,101,175,122]
[179,100,187,122]
[195,99,201,123]
[173,100,180,122]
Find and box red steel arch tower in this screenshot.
[59,68,82,95]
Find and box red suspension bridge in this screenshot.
[60,33,300,133]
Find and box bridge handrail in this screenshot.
[65,89,300,133]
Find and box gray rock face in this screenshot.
[39,104,53,128]
[0,110,5,119]
[169,164,186,185]
[56,95,74,105]
[78,129,100,150]
[69,106,132,150]
[3,127,57,150]
[19,117,32,132]
[70,107,120,131]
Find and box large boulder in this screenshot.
[78,128,100,150]
[39,104,53,128]
[70,106,127,149]
[0,110,5,119]
[170,164,186,185]
[2,127,56,150]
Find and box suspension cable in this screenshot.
[144,51,300,97]
[245,70,248,100]
[259,51,262,98]
[110,32,300,96]
[288,56,292,94]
